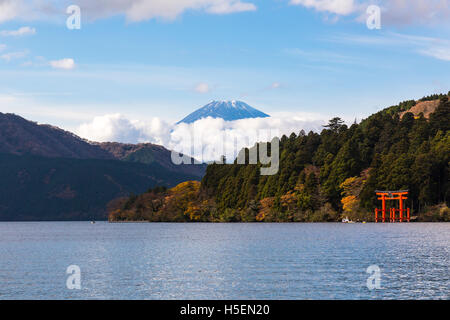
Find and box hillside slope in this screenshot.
[98,142,206,178]
[0,153,198,221]
[0,112,205,178]
[0,113,113,159]
[399,99,440,119]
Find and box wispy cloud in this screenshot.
[393,33,450,62]
[270,82,281,89]
[0,50,28,62]
[0,26,36,36]
[325,33,395,45]
[194,82,210,93]
[328,32,450,62]
[419,47,450,62]
[49,58,76,70]
[284,47,365,65]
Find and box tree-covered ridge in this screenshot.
[0,153,199,221]
[109,94,450,222]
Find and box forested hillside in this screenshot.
[0,153,198,221]
[109,94,450,222]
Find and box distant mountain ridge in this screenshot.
[97,142,206,178]
[0,113,113,159]
[177,100,270,124]
[0,112,205,178]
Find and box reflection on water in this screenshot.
[0,222,448,299]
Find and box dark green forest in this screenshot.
[0,154,198,221]
[109,94,450,222]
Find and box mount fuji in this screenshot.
[177,100,270,124]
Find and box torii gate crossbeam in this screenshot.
[374,190,410,223]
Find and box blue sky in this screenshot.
[0,0,449,134]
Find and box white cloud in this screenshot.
[1,0,448,26]
[375,0,450,26]
[77,114,152,143]
[0,0,20,23]
[49,58,76,70]
[20,0,256,22]
[102,0,256,21]
[290,0,356,15]
[205,0,257,14]
[0,0,257,25]
[194,82,210,93]
[0,43,6,52]
[76,113,326,162]
[0,26,36,36]
[290,0,450,26]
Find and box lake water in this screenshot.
[0,222,448,300]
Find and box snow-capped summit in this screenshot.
[177,100,270,124]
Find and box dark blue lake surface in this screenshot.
[0,222,448,299]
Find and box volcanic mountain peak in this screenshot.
[177,100,270,124]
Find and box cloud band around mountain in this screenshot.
[76,113,326,162]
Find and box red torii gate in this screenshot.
[374,190,410,223]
